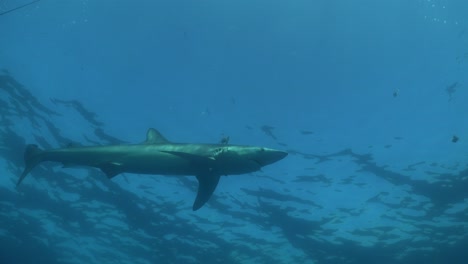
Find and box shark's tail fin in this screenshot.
[17,144,43,186]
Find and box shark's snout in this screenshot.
[270,149,288,162]
[255,148,288,166]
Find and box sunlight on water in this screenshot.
[60,0,89,28]
[421,0,463,26]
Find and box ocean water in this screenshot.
[1,0,467,263]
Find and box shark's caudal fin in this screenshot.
[193,174,221,211]
[17,144,43,186]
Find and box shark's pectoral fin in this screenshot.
[193,174,221,211]
[99,162,123,179]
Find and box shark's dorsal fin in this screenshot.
[193,174,221,211]
[145,128,170,144]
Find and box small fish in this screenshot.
[446,82,459,101]
[219,136,230,145]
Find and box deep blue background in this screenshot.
[1,0,467,263]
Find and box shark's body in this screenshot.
[18,128,287,210]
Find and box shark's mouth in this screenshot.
[251,159,263,168]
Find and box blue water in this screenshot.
[1,0,467,263]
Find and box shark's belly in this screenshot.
[45,150,203,176]
[118,156,198,176]
[44,145,261,177]
[105,151,215,176]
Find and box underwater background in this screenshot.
[1,0,468,263]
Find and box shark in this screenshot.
[17,128,288,210]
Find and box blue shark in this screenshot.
[18,128,288,210]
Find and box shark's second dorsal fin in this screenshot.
[145,128,170,144]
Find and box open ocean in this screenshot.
[1,0,467,263]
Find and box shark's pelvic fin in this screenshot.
[145,128,170,144]
[193,174,221,211]
[99,162,123,178]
